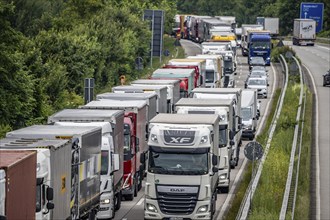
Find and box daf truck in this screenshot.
[144,114,220,220]
[175,98,237,193]
[48,108,126,217]
[191,88,242,167]
[0,150,37,220]
[247,30,272,65]
[131,79,181,113]
[81,99,148,196]
[6,125,102,219]
[241,24,263,56]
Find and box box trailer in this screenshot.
[293,19,316,46]
[6,125,102,219]
[131,79,181,113]
[0,150,37,220]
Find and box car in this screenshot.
[249,56,266,70]
[249,70,268,79]
[246,77,269,98]
[323,69,330,87]
[251,66,268,72]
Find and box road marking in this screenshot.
[137,197,144,206]
[315,45,330,51]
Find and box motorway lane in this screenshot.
[114,39,277,220]
[290,42,330,220]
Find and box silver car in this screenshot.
[246,77,269,98]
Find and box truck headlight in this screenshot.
[146,203,158,213]
[197,205,208,213]
[200,135,208,144]
[219,173,227,180]
[150,134,158,143]
[100,199,110,204]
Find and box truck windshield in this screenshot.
[124,133,131,155]
[219,126,228,147]
[251,41,270,50]
[205,70,215,83]
[242,107,252,120]
[148,149,208,175]
[101,150,109,175]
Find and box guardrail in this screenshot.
[279,56,305,219]
[236,54,289,220]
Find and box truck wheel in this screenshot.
[115,192,122,211]
[219,186,229,193]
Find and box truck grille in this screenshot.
[156,185,199,215]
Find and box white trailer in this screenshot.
[256,17,279,36]
[48,109,125,218]
[175,98,236,193]
[241,89,259,140]
[96,92,157,121]
[191,88,243,167]
[131,79,181,113]
[292,19,316,46]
[6,125,102,219]
[144,114,220,220]
[112,85,168,114]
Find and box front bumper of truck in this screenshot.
[144,198,212,220]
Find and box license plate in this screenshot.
[169,218,183,220]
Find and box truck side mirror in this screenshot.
[212,154,218,166]
[229,130,234,140]
[230,140,235,146]
[46,202,54,210]
[140,153,146,164]
[46,187,54,201]
[212,166,219,173]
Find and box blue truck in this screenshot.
[247,30,271,66]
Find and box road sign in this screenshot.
[300,2,324,33]
[84,78,94,104]
[244,141,263,161]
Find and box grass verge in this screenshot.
[224,74,313,219]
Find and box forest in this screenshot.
[0,0,329,136]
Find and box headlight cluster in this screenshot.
[100,199,110,205]
[197,205,209,213]
[219,173,227,180]
[146,203,158,213]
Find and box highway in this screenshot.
[290,42,330,220]
[114,39,278,220]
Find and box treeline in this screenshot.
[0,0,177,136]
[177,0,330,35]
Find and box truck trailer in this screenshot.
[190,88,243,167]
[175,98,236,193]
[0,150,37,220]
[6,125,102,219]
[48,108,126,218]
[131,79,181,113]
[112,85,167,114]
[81,99,148,196]
[0,138,75,219]
[144,114,220,220]
[292,19,316,46]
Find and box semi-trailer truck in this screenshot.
[191,88,242,167]
[81,99,148,197]
[144,114,220,220]
[175,98,236,193]
[292,19,316,46]
[6,125,102,219]
[48,108,126,217]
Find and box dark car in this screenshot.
[249,57,266,70]
[323,70,330,87]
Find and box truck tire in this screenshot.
[114,192,122,211]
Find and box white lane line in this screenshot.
[315,45,330,51]
[137,197,144,206]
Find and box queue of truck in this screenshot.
[0,14,269,220]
